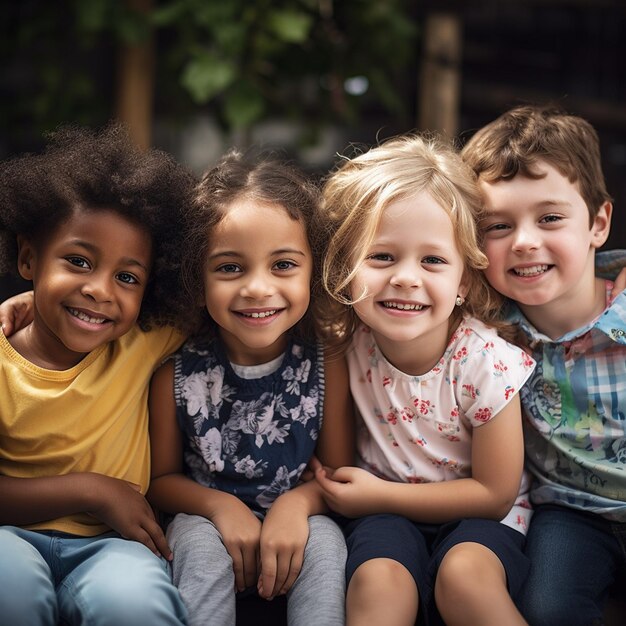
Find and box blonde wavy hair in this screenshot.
[320,133,506,348]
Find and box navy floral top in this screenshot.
[172,335,325,517]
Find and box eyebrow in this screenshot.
[68,239,150,272]
[208,248,308,261]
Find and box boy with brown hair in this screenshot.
[462,105,626,625]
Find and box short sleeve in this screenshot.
[455,333,535,428]
[141,325,186,369]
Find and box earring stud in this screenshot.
[455,295,464,307]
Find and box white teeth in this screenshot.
[68,308,106,324]
[383,302,424,311]
[513,264,549,277]
[241,310,277,318]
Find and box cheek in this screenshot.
[351,299,372,325]
[482,240,506,269]
[203,280,229,314]
[349,267,376,301]
[297,284,311,311]
[119,292,145,324]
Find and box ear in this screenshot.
[590,201,612,249]
[457,272,470,301]
[16,235,36,280]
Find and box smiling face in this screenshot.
[350,191,467,373]
[16,208,152,370]
[479,160,611,335]
[202,199,313,365]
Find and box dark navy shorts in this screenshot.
[343,514,530,625]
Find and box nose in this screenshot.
[390,260,422,289]
[511,226,540,253]
[240,269,276,299]
[80,272,113,302]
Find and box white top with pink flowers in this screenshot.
[348,316,536,535]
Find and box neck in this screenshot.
[8,324,86,370]
[520,276,607,339]
[372,318,458,376]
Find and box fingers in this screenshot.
[126,510,171,560]
[146,521,173,561]
[15,305,31,330]
[279,549,303,596]
[258,554,278,600]
[314,466,343,495]
[230,543,259,592]
[134,528,160,557]
[242,544,259,590]
[258,546,303,599]
[308,455,322,473]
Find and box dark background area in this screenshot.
[2,0,625,301]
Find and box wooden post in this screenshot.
[115,0,154,150]
[418,12,462,137]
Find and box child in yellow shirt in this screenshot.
[0,124,193,626]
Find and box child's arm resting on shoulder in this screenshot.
[147,359,262,591]
[0,290,34,336]
[316,396,524,523]
[0,472,171,558]
[595,249,626,298]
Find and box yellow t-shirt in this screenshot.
[0,324,184,536]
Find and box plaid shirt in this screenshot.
[508,252,626,521]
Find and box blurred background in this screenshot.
[2,0,626,298]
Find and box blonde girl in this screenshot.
[315,134,535,626]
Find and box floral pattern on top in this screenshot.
[173,336,325,516]
[348,316,536,534]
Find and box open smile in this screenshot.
[380,301,427,311]
[67,307,110,325]
[238,309,278,318]
[510,264,551,277]
[234,308,284,324]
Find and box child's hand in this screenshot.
[85,474,172,559]
[299,455,322,482]
[611,267,626,298]
[257,493,310,600]
[315,465,385,518]
[211,498,263,592]
[0,290,34,336]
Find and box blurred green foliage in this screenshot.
[1,0,418,148]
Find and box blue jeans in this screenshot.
[517,505,626,626]
[0,526,188,626]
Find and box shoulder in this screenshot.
[449,317,535,385]
[597,286,626,344]
[345,325,374,361]
[119,324,185,360]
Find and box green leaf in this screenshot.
[181,53,236,103]
[224,84,265,129]
[266,9,312,43]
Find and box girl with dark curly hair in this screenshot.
[0,124,194,626]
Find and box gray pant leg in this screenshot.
[287,515,346,626]
[167,513,236,626]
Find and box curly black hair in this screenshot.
[0,123,196,330]
[182,149,332,345]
